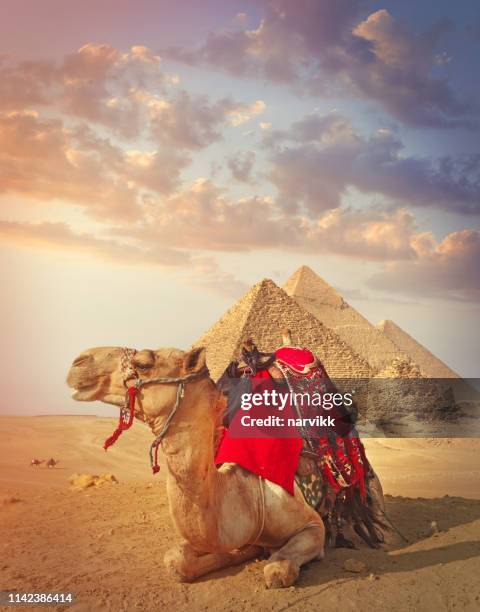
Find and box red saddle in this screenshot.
[275,346,318,375]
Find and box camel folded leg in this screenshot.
[164,542,263,583]
[264,523,325,589]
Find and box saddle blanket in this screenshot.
[215,347,366,499]
[215,428,302,495]
[215,369,302,494]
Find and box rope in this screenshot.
[102,344,211,473]
[136,366,209,388]
[249,476,266,546]
[149,382,185,474]
[378,507,409,543]
[103,386,137,450]
[145,366,211,474]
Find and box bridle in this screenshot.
[103,347,210,474]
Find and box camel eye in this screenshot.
[135,363,152,371]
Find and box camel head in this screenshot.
[66,345,208,423]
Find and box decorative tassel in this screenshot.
[103,386,137,451]
[103,428,123,450]
[346,437,366,501]
[320,457,341,493]
[150,441,161,474]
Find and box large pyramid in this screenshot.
[194,278,372,381]
[283,266,412,373]
[377,319,460,379]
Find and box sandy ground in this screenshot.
[1,415,480,612]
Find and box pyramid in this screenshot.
[283,266,413,373]
[193,278,372,381]
[377,320,460,379]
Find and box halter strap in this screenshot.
[144,367,210,474]
[103,347,210,474]
[134,365,209,389]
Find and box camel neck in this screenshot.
[155,379,222,499]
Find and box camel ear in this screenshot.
[183,346,207,374]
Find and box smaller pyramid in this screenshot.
[284,266,411,372]
[377,320,460,379]
[194,278,373,381]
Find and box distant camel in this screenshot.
[30,458,44,467]
[46,458,59,468]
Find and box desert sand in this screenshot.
[1,415,480,611]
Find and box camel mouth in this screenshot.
[71,382,100,401]
[102,394,125,407]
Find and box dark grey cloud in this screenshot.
[166,2,477,129]
[227,150,256,182]
[265,112,480,215]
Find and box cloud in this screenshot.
[0,56,56,110]
[0,219,245,298]
[265,111,480,215]
[346,10,473,128]
[52,43,173,139]
[227,150,256,182]
[108,178,427,261]
[0,44,170,139]
[169,0,361,83]
[227,99,266,126]
[1,44,263,149]
[167,2,476,128]
[0,219,188,266]
[368,229,480,302]
[0,111,188,221]
[112,178,296,252]
[146,91,265,149]
[188,255,248,297]
[306,207,421,261]
[3,180,476,301]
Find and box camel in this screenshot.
[66,345,386,588]
[30,458,44,467]
[46,458,59,468]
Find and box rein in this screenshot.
[103,347,210,474]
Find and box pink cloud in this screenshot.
[108,178,425,261]
[0,111,188,221]
[0,219,246,298]
[368,229,480,302]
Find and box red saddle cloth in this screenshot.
[214,370,302,495]
[275,346,317,375]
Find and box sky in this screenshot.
[0,0,479,415]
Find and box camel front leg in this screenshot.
[164,542,263,583]
[264,523,325,589]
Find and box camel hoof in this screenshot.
[166,565,193,583]
[163,549,193,583]
[264,559,299,589]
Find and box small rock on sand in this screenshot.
[343,558,367,573]
[2,496,23,505]
[69,473,118,491]
[429,520,440,534]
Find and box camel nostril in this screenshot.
[72,355,91,367]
